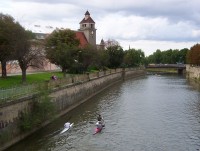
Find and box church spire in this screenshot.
[85,10,90,20]
[79,11,96,47]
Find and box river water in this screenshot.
[7,74,200,151]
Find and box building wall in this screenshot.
[0,61,59,74]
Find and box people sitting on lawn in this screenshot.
[51,75,57,80]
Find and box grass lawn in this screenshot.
[0,72,64,89]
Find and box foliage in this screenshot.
[187,44,200,65]
[97,49,109,70]
[20,93,55,131]
[77,45,100,72]
[0,129,11,145]
[105,39,124,68]
[0,13,42,84]
[15,37,45,83]
[146,48,189,64]
[45,29,80,76]
[123,49,145,67]
[0,13,22,78]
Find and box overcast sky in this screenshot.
[1,0,200,56]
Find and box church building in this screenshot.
[34,10,105,49]
[1,11,105,74]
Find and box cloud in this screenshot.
[97,13,200,42]
[2,0,200,56]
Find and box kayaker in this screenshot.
[64,122,70,129]
[97,114,105,126]
[95,121,103,130]
[97,114,103,122]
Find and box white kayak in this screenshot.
[60,123,74,134]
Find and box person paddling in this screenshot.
[95,121,103,134]
[97,114,105,127]
[97,114,103,121]
[64,122,70,129]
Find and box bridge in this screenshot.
[146,64,186,74]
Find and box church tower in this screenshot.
[79,11,96,47]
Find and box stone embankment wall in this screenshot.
[0,68,145,150]
[186,64,200,80]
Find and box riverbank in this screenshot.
[186,64,200,81]
[6,74,200,151]
[0,68,146,151]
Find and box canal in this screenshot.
[7,74,200,151]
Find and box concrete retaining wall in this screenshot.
[186,64,200,80]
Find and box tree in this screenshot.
[0,13,18,78]
[187,43,200,65]
[16,38,45,83]
[98,49,109,70]
[123,49,145,67]
[105,39,124,68]
[77,45,100,72]
[154,49,162,64]
[45,29,80,77]
[179,48,188,64]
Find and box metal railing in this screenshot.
[0,84,40,102]
[0,68,143,103]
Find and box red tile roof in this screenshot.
[79,17,95,24]
[75,32,88,47]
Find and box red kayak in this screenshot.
[93,127,102,135]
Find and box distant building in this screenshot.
[34,10,105,49]
[1,11,105,74]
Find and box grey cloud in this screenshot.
[12,0,200,43]
[13,0,200,25]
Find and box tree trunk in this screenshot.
[1,60,7,78]
[62,67,66,77]
[21,68,27,84]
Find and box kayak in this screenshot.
[93,121,105,135]
[93,127,102,135]
[60,123,74,134]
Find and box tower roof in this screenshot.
[85,10,90,15]
[79,11,95,24]
[100,39,105,45]
[79,17,95,24]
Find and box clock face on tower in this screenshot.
[91,31,94,35]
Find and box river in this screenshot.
[6,74,200,151]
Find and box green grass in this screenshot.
[0,72,64,89]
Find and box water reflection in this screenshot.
[6,75,200,151]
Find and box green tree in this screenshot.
[179,48,188,64]
[105,39,124,68]
[97,49,109,70]
[78,45,100,72]
[123,49,145,67]
[0,13,18,78]
[161,49,173,64]
[154,49,162,64]
[45,29,80,77]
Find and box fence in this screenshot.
[0,68,143,103]
[0,84,41,103]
